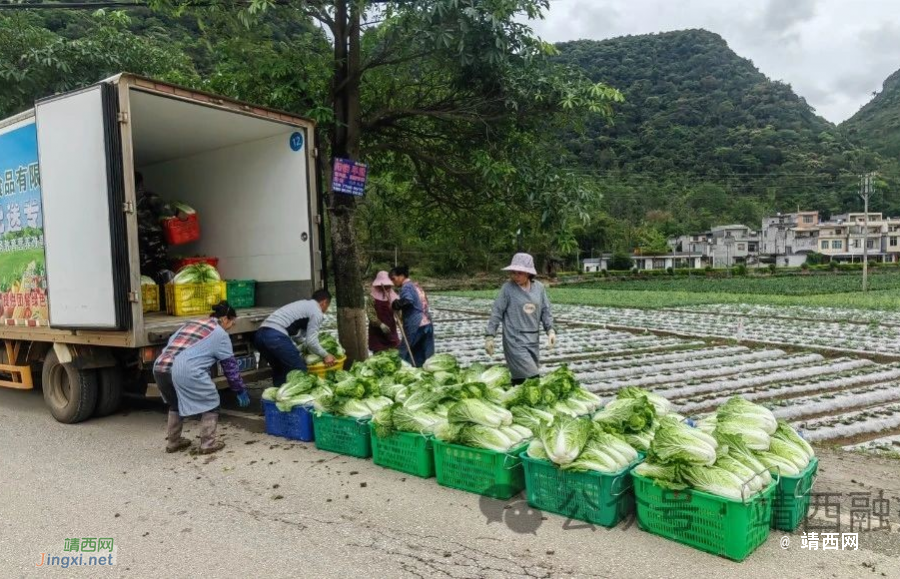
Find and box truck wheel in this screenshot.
[95,366,124,417]
[41,350,99,424]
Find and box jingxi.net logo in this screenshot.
[36,538,117,568]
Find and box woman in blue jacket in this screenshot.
[153,301,250,454]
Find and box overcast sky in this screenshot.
[530,0,900,124]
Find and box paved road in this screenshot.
[2,388,900,578]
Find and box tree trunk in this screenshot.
[328,0,367,363]
[329,198,367,362]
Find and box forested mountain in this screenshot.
[554,30,900,251]
[842,68,900,162]
[6,7,900,265]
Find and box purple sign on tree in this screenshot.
[332,158,368,196]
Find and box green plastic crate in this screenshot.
[433,439,528,499]
[226,280,256,309]
[773,457,818,532]
[313,413,372,458]
[370,424,435,478]
[522,453,643,528]
[634,473,775,562]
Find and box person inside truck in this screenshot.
[135,172,176,284]
[153,301,251,455]
[254,289,335,386]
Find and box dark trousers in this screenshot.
[255,327,307,386]
[511,375,539,386]
[153,370,179,412]
[154,369,220,415]
[400,324,434,368]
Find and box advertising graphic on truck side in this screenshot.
[0,120,48,326]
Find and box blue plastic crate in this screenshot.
[263,399,315,442]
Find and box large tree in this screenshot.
[152,0,623,362]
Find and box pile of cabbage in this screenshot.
[527,415,641,474]
[172,263,221,284]
[427,363,610,452]
[372,355,527,452]
[371,355,610,453]
[501,366,604,432]
[695,397,815,476]
[634,397,815,501]
[592,387,681,452]
[264,350,401,416]
[300,332,347,366]
[262,371,331,412]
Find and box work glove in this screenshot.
[485,336,495,356]
[379,323,391,334]
[547,329,557,350]
[236,391,250,408]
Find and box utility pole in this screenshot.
[860,173,874,292]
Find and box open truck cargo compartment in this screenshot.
[0,74,323,348]
[0,74,323,422]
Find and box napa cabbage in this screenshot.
[539,416,593,466]
[446,399,513,428]
[648,417,717,467]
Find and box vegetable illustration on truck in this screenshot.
[0,121,48,326]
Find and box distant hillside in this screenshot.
[842,69,900,161]
[554,30,896,234]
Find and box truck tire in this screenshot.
[41,350,99,424]
[95,366,124,417]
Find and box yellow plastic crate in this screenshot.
[308,355,347,377]
[165,282,227,316]
[141,284,160,313]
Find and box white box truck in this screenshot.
[0,74,324,423]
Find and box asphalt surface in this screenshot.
[2,388,900,578]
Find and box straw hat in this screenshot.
[372,271,393,287]
[502,253,537,275]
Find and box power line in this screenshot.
[0,1,279,9]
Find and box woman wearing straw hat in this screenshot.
[485,253,556,384]
[366,270,400,353]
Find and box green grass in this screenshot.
[0,249,43,288]
[446,280,900,311]
[568,273,900,296]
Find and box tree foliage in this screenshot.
[0,10,196,118]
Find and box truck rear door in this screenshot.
[34,83,131,330]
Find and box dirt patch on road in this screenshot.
[803,447,900,561]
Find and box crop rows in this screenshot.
[434,296,900,357]
[424,298,900,451]
[672,303,900,327]
[660,359,880,407]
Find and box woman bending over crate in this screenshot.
[153,301,251,454]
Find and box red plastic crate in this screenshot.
[162,213,200,245]
[174,256,219,270]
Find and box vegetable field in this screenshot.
[571,272,900,295]
[424,296,900,454]
[436,296,900,358]
[450,272,900,310]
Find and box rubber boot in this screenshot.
[165,411,191,453]
[199,412,225,454]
